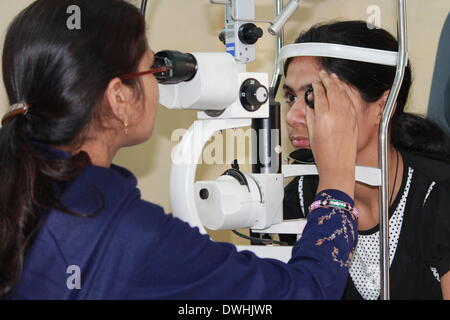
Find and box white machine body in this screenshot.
[225,0,256,63]
[158,52,269,120]
[158,52,240,111]
[195,173,284,230]
[197,72,269,120]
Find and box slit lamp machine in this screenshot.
[137,0,408,300]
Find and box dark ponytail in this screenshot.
[285,20,450,163]
[0,0,147,297]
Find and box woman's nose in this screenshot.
[286,101,307,128]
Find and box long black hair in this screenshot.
[0,0,148,297]
[285,21,450,163]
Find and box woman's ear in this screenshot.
[104,77,132,123]
[374,90,391,124]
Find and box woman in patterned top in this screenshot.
[282,21,450,300]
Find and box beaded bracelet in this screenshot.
[309,198,359,220]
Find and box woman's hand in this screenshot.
[306,71,358,198]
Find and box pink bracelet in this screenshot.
[309,198,359,220]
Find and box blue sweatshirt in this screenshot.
[11,148,357,300]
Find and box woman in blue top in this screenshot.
[0,0,358,299]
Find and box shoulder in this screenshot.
[115,194,170,242]
[423,177,450,206]
[21,163,196,298]
[43,163,173,261]
[396,151,450,213]
[75,163,173,238]
[403,150,450,183]
[401,151,450,204]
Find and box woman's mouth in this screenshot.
[290,136,310,148]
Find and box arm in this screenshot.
[127,72,359,299]
[128,191,357,300]
[434,180,450,300]
[425,179,450,299]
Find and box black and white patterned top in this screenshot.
[348,167,413,300]
[283,150,450,299]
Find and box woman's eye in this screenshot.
[284,93,297,105]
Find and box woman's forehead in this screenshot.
[284,56,321,91]
[287,56,320,73]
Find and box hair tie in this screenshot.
[1,103,30,125]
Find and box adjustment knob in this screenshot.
[199,188,209,200]
[240,78,269,112]
[218,30,226,45]
[238,23,263,45]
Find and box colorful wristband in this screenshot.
[309,198,359,220]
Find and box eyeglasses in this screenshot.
[119,56,170,81]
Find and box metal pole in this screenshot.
[140,0,148,15]
[270,0,284,93]
[379,0,408,300]
[249,0,284,244]
[252,0,283,175]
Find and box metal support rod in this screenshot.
[270,0,284,93]
[140,0,148,15]
[379,0,408,300]
[252,0,283,175]
[249,0,284,244]
[210,0,231,5]
[268,0,299,35]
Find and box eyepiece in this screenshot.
[153,50,198,84]
[305,86,314,109]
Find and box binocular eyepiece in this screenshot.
[153,50,198,84]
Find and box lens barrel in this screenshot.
[154,50,198,84]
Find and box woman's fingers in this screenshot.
[311,80,328,115]
[341,83,358,118]
[319,71,341,111]
[308,71,358,179]
[320,71,356,118]
[334,76,358,118]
